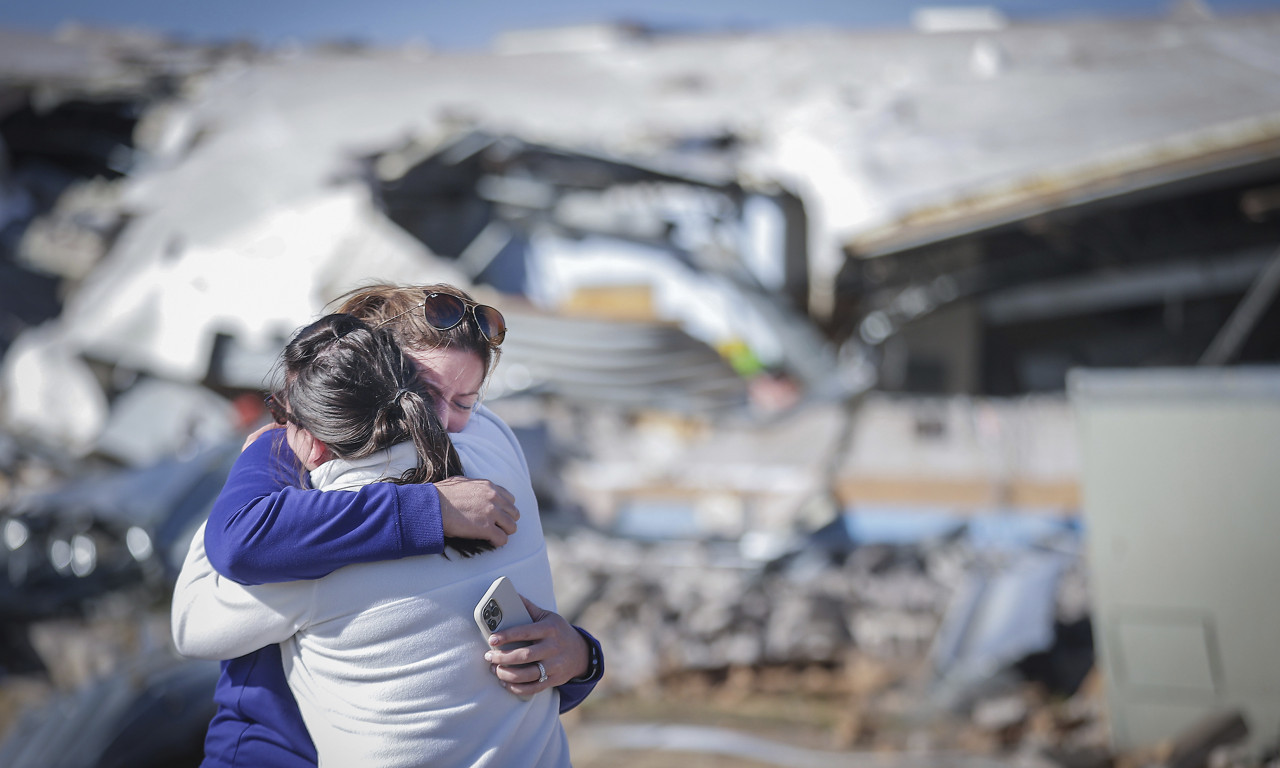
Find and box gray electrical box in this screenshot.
[1070,367,1280,752]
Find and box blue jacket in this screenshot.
[198,431,601,768]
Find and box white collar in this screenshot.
[309,441,420,491]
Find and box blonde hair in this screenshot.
[330,283,500,379]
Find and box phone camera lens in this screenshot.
[484,599,501,631]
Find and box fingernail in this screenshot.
[488,636,500,646]
[484,652,493,662]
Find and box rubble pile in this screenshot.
[546,524,1073,694]
[547,529,1280,768]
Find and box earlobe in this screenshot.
[289,426,332,470]
[305,434,332,468]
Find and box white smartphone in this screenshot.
[475,576,536,701]
[474,576,533,650]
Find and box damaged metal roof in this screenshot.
[847,110,1280,258]
[493,308,750,413]
[5,11,1280,445]
[29,11,1280,329]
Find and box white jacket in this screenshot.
[172,407,570,768]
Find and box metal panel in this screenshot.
[493,309,750,413]
[1070,366,1280,752]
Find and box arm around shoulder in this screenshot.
[171,521,311,660]
[203,431,445,585]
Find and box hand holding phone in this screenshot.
[475,576,536,701]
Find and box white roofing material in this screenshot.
[526,233,785,366]
[93,378,238,466]
[0,324,108,456]
[60,188,466,381]
[48,12,1280,379]
[912,7,1010,34]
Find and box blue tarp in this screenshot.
[830,507,1080,550]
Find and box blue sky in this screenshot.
[4,0,1280,49]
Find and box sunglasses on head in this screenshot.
[377,291,506,345]
[422,292,507,345]
[264,394,293,426]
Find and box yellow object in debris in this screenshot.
[560,284,658,322]
[715,338,764,377]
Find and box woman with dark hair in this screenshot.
[173,284,601,767]
[273,312,462,486]
[174,312,573,766]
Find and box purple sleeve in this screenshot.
[204,430,445,585]
[557,629,604,713]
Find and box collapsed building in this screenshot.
[6,13,1280,418]
[2,9,1280,765]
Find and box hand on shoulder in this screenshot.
[435,476,519,546]
[242,423,284,452]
